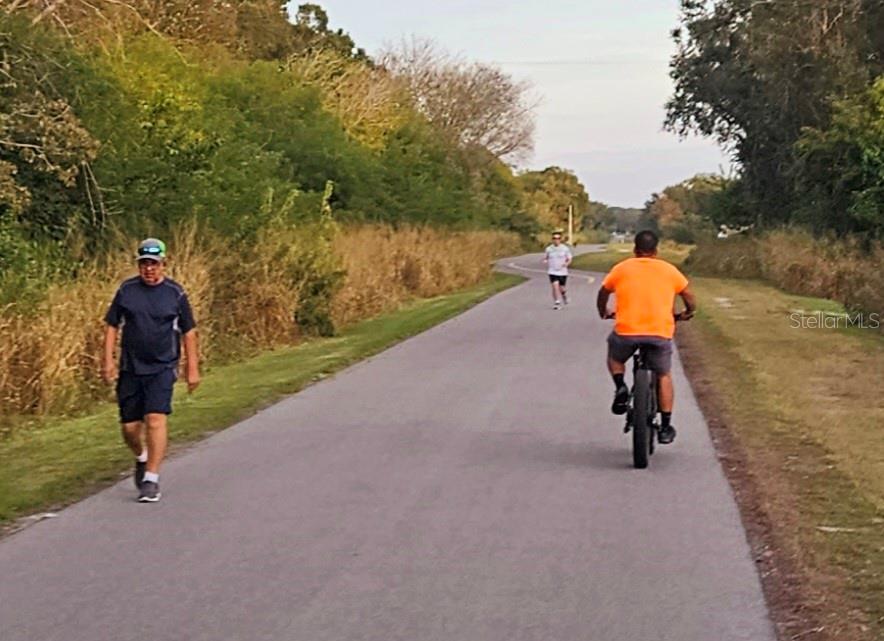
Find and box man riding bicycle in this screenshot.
[596,230,696,444]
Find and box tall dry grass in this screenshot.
[0,224,519,419]
[331,226,519,326]
[685,229,884,319]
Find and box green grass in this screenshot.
[0,273,524,525]
[678,276,884,638]
[570,242,692,273]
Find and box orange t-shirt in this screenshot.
[602,257,689,338]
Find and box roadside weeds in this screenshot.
[677,277,884,641]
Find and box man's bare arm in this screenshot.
[183,329,201,393]
[597,286,612,319]
[103,324,118,384]
[679,285,697,319]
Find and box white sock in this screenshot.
[136,450,148,463]
[143,471,159,484]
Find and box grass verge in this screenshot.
[570,242,692,273]
[0,273,524,528]
[677,277,884,641]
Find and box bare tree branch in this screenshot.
[380,37,537,161]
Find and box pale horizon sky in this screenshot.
[288,1,733,208]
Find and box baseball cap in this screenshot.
[136,238,167,261]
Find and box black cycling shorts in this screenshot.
[116,369,177,423]
[548,274,568,286]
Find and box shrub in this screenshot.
[0,223,519,419]
[685,229,883,320]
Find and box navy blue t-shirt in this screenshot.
[105,277,197,375]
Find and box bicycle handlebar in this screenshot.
[604,311,694,321]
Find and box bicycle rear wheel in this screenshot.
[648,372,658,457]
[632,369,652,469]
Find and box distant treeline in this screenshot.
[0,2,591,300]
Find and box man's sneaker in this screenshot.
[134,460,146,489]
[611,384,629,415]
[553,301,562,310]
[138,480,161,502]
[658,424,677,445]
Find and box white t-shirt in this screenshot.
[545,244,572,276]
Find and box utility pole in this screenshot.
[568,204,574,245]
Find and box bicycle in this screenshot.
[609,312,690,469]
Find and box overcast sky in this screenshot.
[288,0,732,207]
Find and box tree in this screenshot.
[0,17,100,237]
[796,77,884,234]
[583,200,615,231]
[517,167,589,232]
[286,50,408,150]
[645,193,684,228]
[380,38,537,161]
[287,3,363,58]
[666,0,881,228]
[2,1,362,61]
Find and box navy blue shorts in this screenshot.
[116,369,177,423]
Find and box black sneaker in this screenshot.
[611,384,629,415]
[134,460,146,489]
[138,480,161,502]
[658,424,677,445]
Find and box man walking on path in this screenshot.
[543,231,572,309]
[102,238,200,502]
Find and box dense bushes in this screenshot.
[685,231,884,320]
[0,4,562,421]
[0,13,545,256]
[0,224,519,417]
[796,78,884,235]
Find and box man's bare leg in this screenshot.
[656,372,676,443]
[657,373,674,413]
[551,281,562,304]
[607,357,626,376]
[607,357,629,415]
[122,421,148,489]
[144,413,168,475]
[121,421,145,457]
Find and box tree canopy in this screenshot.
[666,0,884,235]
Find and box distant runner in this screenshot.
[543,231,572,310]
[102,238,201,502]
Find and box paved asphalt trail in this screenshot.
[0,249,775,641]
